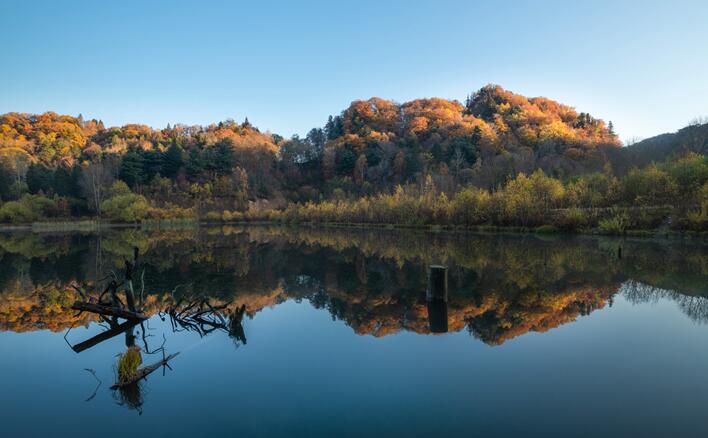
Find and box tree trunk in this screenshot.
[72,301,147,321]
[110,353,179,389]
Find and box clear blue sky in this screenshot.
[1,0,707,142]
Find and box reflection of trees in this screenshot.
[466,285,616,345]
[623,280,708,324]
[0,227,705,345]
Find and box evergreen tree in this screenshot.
[141,149,163,181]
[26,164,53,194]
[53,166,75,197]
[336,148,356,175]
[206,139,235,177]
[404,151,421,180]
[162,141,184,178]
[186,148,205,181]
[0,162,13,201]
[471,125,482,145]
[119,151,146,188]
[306,128,326,157]
[325,116,335,139]
[325,115,344,140]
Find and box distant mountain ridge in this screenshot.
[610,122,708,174]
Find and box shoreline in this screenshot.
[1,219,706,242]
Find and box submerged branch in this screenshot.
[72,301,147,321]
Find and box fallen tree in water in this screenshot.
[71,302,146,321]
[111,350,180,390]
[70,319,141,353]
[71,247,145,322]
[166,297,247,345]
[63,247,254,413]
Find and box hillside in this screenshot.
[1,85,620,202]
[312,85,620,197]
[610,122,708,174]
[0,85,706,231]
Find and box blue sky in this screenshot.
[1,0,707,141]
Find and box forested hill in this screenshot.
[0,85,705,229]
[609,122,708,174]
[314,84,620,194]
[1,85,619,200]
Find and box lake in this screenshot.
[0,226,706,437]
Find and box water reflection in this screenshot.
[0,226,706,433]
[0,227,705,342]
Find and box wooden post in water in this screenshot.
[427,300,448,333]
[427,265,448,302]
[427,265,448,333]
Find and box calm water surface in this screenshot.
[0,227,706,437]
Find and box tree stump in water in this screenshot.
[427,265,448,333]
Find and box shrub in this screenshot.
[622,165,677,206]
[117,347,142,383]
[627,207,670,230]
[686,209,707,231]
[598,211,630,235]
[536,224,559,234]
[449,187,490,226]
[685,181,708,231]
[101,193,151,222]
[148,203,195,220]
[205,211,222,222]
[0,200,35,223]
[0,194,59,224]
[553,207,588,231]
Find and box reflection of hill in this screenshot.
[0,227,704,344]
[290,267,620,344]
[0,282,92,332]
[465,285,617,345]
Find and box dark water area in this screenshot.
[0,226,706,437]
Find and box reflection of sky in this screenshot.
[2,295,708,437]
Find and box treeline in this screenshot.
[0,85,706,230]
[247,154,708,233]
[0,116,271,222]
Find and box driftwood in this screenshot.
[71,319,141,353]
[167,299,246,344]
[71,247,142,323]
[110,352,180,389]
[72,301,147,321]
